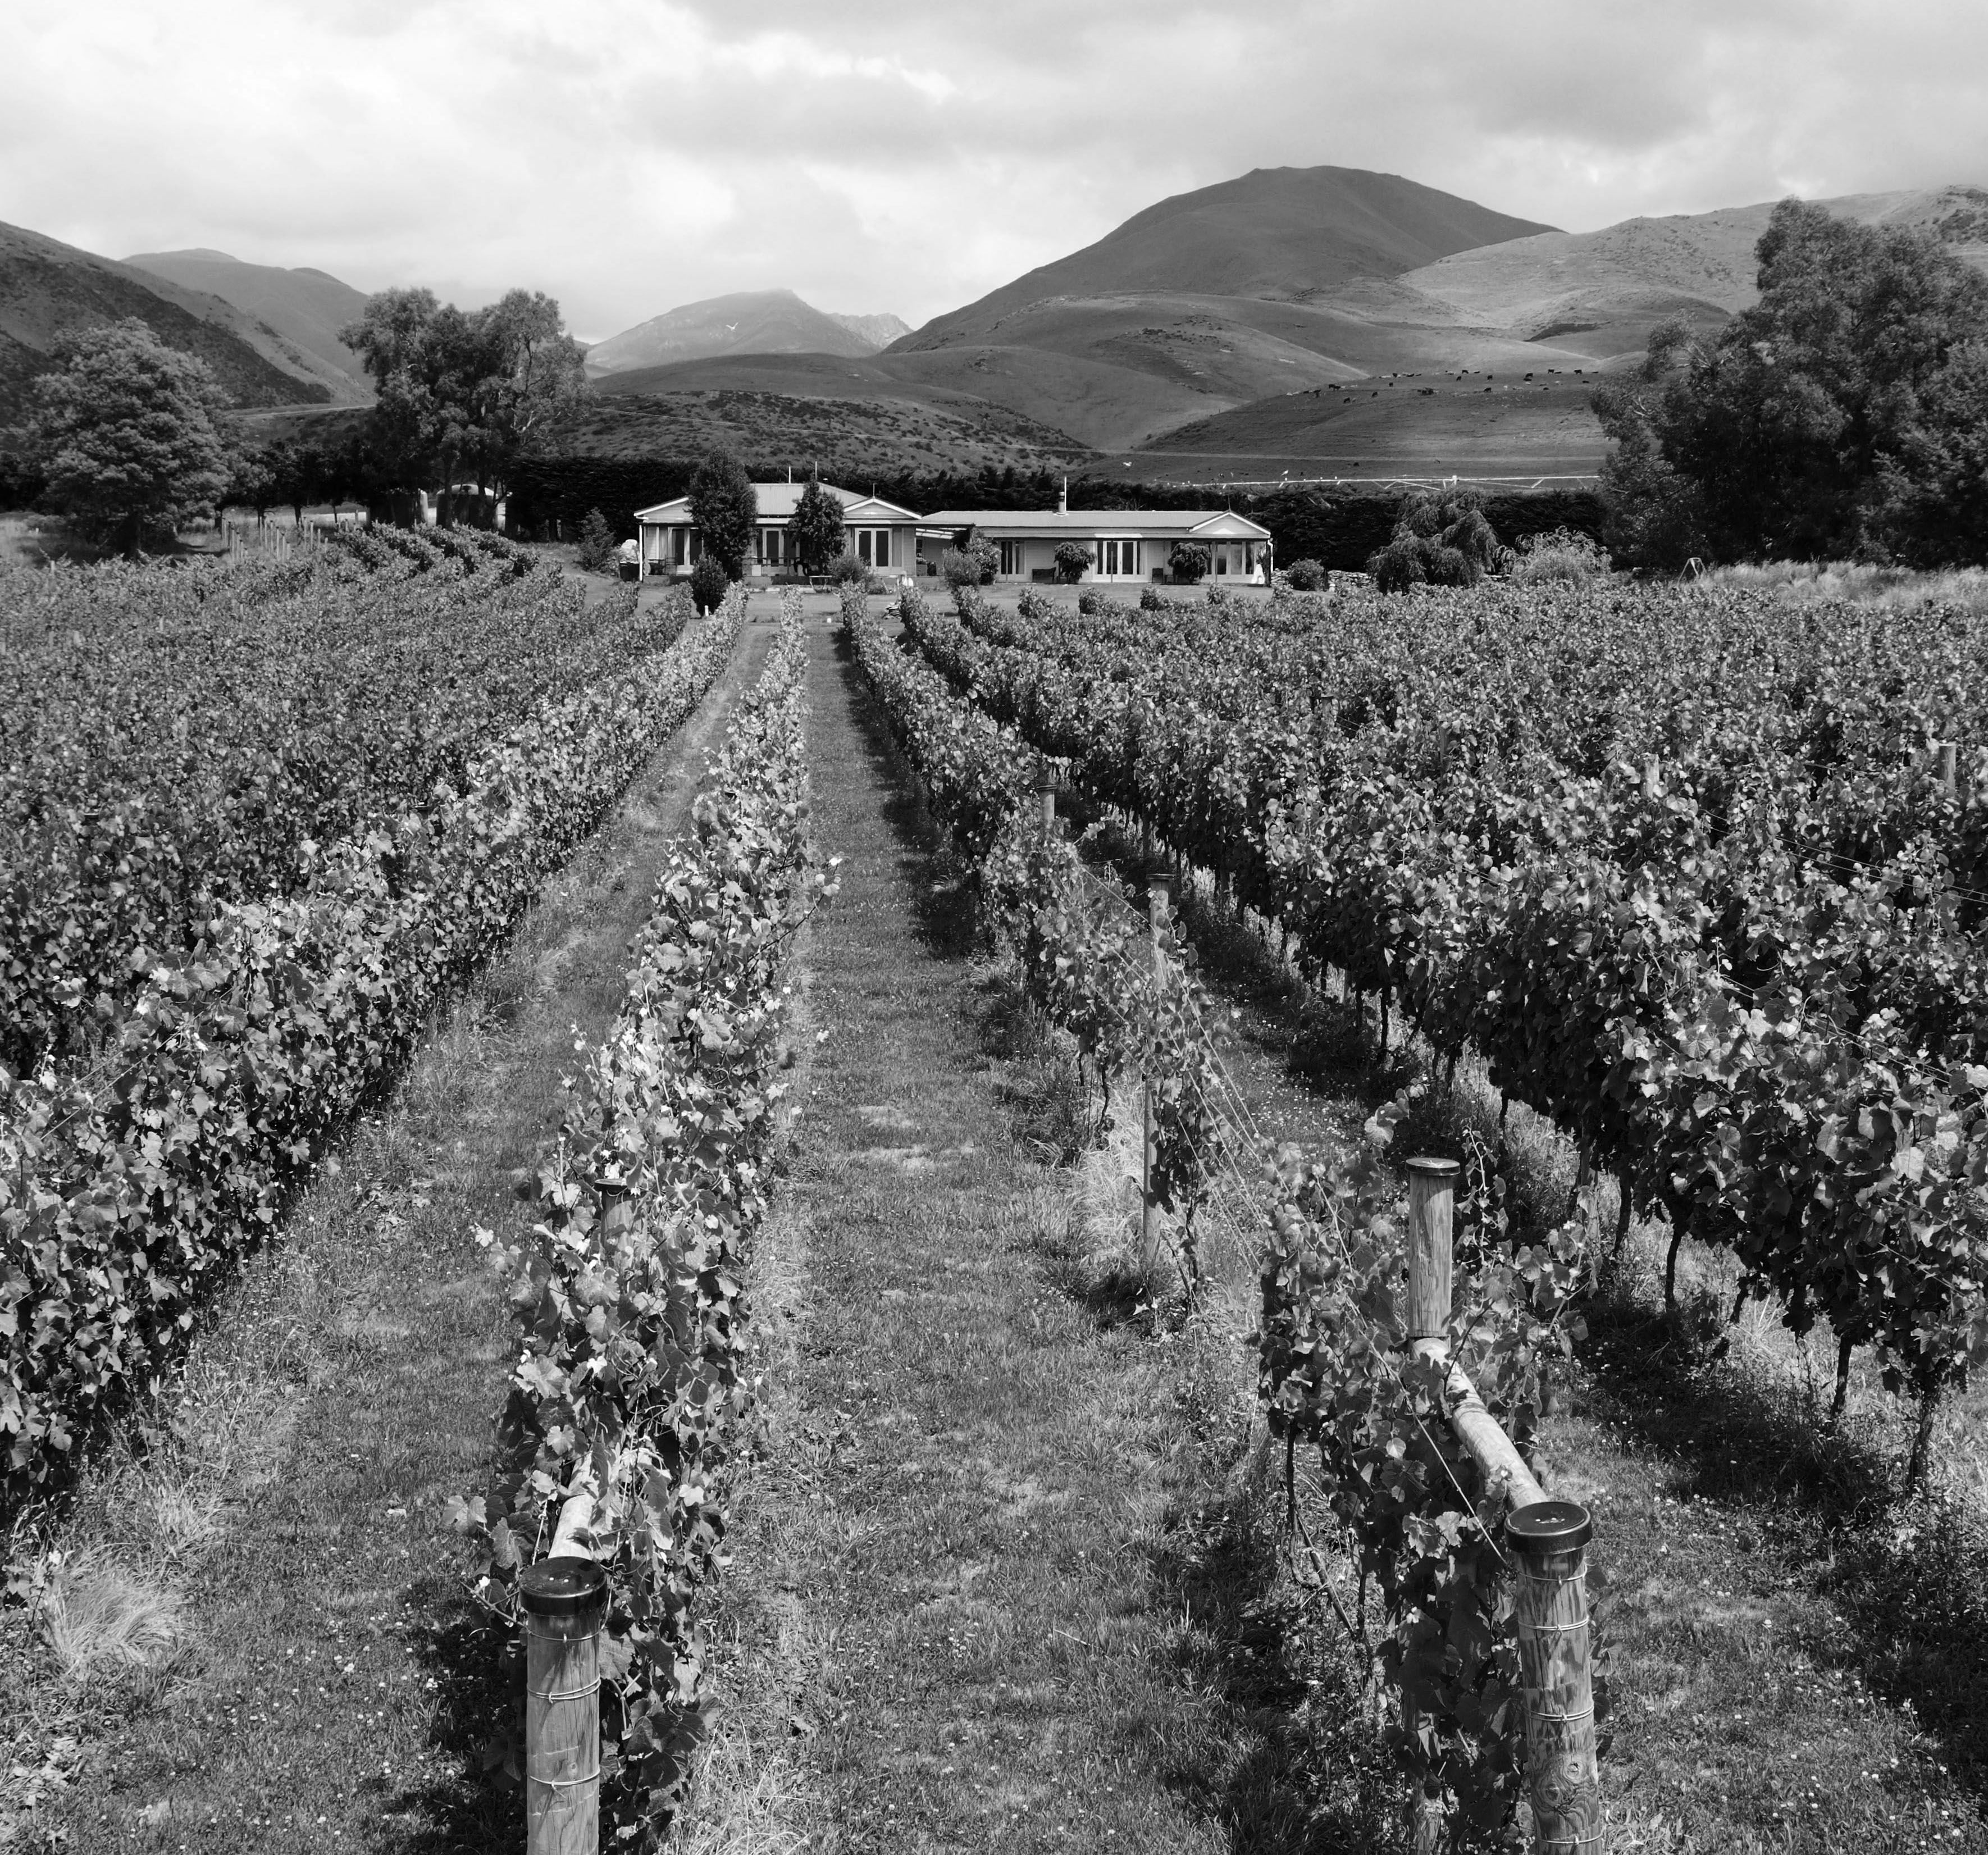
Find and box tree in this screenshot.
[939,535,997,591]
[26,319,231,552]
[787,475,844,575]
[686,452,756,580]
[1608,200,1988,566]
[1367,489,1502,592]
[575,508,618,573]
[340,287,585,527]
[226,444,280,526]
[1592,322,1709,573]
[1283,557,1328,591]
[1168,541,1211,584]
[1052,540,1092,583]
[689,555,729,614]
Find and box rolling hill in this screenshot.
[122,248,372,398]
[567,168,1988,478]
[585,289,909,376]
[0,220,350,433]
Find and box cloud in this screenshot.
[1,0,1983,339]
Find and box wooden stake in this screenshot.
[521,1556,607,1855]
[1936,741,1958,799]
[1406,1156,1459,1342]
[1508,1502,1603,1853]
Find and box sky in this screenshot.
[2,0,1985,342]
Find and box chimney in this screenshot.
[1058,475,1068,514]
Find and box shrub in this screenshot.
[827,550,871,587]
[1510,526,1612,583]
[1367,490,1502,593]
[1052,540,1093,584]
[689,554,728,614]
[1168,541,1210,585]
[576,507,618,574]
[1076,588,1104,615]
[939,537,997,591]
[1284,557,1328,591]
[1139,584,1169,612]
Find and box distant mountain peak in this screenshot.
[586,289,909,375]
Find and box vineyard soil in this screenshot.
[14,618,776,1851]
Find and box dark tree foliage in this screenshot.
[1367,488,1502,592]
[575,508,618,573]
[688,554,729,613]
[686,451,756,580]
[1283,557,1328,590]
[340,288,583,525]
[787,475,844,575]
[26,319,231,552]
[1600,199,1988,567]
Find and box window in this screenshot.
[999,539,1022,576]
[672,527,687,566]
[858,529,872,566]
[765,527,782,565]
[1101,538,1139,575]
[874,527,890,568]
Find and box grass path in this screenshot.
[678,628,1403,1855]
[28,618,774,1854]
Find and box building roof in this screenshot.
[635,481,920,524]
[920,507,1271,540]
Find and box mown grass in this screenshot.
[678,627,1411,1853]
[5,625,773,1853]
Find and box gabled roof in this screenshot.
[920,507,1272,540]
[634,481,920,524]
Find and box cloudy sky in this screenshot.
[3,0,1984,341]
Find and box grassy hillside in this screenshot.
[122,248,371,401]
[1137,367,1607,481]
[899,165,1555,348]
[0,220,335,430]
[568,372,1089,473]
[1402,184,1988,366]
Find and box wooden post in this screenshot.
[1406,1156,1459,1342]
[1508,1501,1603,1853]
[1036,769,1057,835]
[521,1556,607,1855]
[1936,741,1958,799]
[1642,756,1659,802]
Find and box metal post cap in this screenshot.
[520,1555,608,1619]
[1506,1498,1593,1553]
[1407,1155,1461,1178]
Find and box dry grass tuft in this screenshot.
[38,1549,185,1680]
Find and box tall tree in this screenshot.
[340,288,584,526]
[26,318,231,552]
[1603,200,1988,566]
[686,452,756,580]
[787,473,844,575]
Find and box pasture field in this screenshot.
[5,545,1987,1855]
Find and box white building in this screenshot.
[632,480,922,581]
[915,487,1273,585]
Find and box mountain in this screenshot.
[580,169,1988,475]
[0,220,350,432]
[827,310,911,348]
[898,166,1557,352]
[122,248,371,397]
[585,289,907,376]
